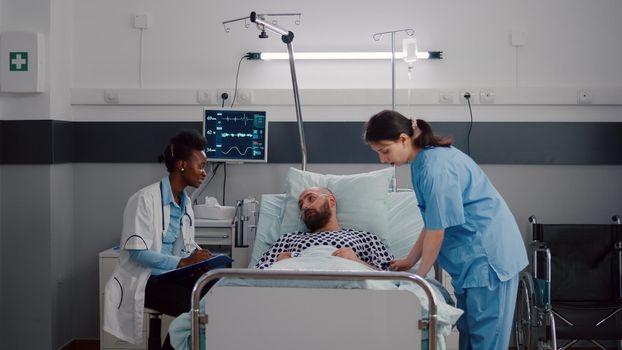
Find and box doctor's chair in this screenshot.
[514,215,622,350]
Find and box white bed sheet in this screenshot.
[170,248,462,350]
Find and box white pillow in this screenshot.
[277,167,394,239]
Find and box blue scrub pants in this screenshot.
[454,274,519,350]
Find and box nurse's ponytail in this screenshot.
[413,119,452,148]
[364,110,452,148]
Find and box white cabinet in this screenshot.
[195,219,249,268]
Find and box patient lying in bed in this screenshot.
[255,186,394,270]
[168,186,463,350]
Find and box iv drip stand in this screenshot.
[373,29,414,111]
[373,29,414,191]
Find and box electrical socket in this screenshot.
[104,89,119,104]
[236,89,253,105]
[438,90,456,104]
[196,89,211,105]
[459,91,472,104]
[479,89,495,104]
[577,89,593,104]
[217,89,233,106]
[132,14,150,29]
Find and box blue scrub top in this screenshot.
[411,146,528,289]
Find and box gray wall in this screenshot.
[50,164,75,349]
[72,163,622,339]
[0,165,53,349]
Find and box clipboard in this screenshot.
[155,254,233,287]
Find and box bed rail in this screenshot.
[190,268,439,350]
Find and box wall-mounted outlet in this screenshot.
[459,91,472,104]
[438,90,456,104]
[196,89,211,105]
[236,89,253,105]
[217,89,233,106]
[104,89,119,104]
[132,14,150,29]
[577,89,593,104]
[479,89,495,104]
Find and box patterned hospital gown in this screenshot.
[255,229,394,270]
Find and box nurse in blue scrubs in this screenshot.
[364,110,528,350]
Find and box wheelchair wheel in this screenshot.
[515,272,535,350]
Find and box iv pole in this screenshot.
[249,12,308,171]
[373,29,414,192]
[373,29,414,111]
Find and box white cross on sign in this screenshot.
[9,52,28,71]
[12,54,26,68]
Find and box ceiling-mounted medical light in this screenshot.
[249,51,442,60]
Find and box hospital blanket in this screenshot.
[169,247,463,350]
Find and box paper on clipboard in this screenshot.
[156,254,233,287]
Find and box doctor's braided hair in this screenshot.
[157,129,207,173]
[364,110,452,148]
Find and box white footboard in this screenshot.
[191,269,439,350]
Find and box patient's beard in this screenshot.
[303,201,332,232]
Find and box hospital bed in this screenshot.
[171,168,463,350]
[514,215,622,350]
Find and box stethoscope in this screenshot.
[122,182,194,251]
[159,181,193,234]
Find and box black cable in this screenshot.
[465,93,473,156]
[230,54,249,108]
[222,163,227,205]
[192,162,221,205]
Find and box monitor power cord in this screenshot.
[464,92,473,156]
[230,53,252,108]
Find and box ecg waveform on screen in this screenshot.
[221,146,254,156]
[217,116,255,125]
[221,133,253,138]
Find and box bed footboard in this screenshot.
[191,269,439,350]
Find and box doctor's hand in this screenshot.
[178,248,213,268]
[388,256,416,271]
[332,247,360,262]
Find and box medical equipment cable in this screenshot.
[464,92,473,156]
[191,162,221,205]
[230,54,251,107]
[222,163,227,205]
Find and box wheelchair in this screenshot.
[515,215,622,350]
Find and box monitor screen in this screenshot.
[203,109,268,163]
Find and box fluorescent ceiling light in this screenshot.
[256,51,439,60]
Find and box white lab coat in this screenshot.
[103,181,197,344]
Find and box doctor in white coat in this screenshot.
[104,129,212,347]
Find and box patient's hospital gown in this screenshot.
[255,229,393,270]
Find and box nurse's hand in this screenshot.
[178,248,213,268]
[388,257,416,271]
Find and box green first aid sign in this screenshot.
[9,52,28,71]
